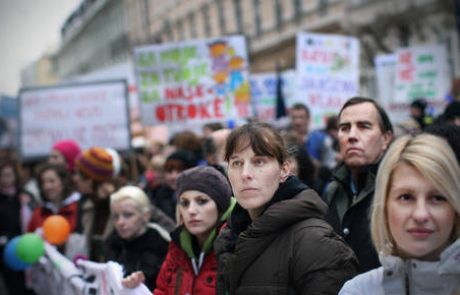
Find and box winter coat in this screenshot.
[339,239,460,295]
[215,176,358,295]
[154,199,235,295]
[322,163,380,273]
[154,237,218,295]
[27,192,80,232]
[106,227,169,290]
[0,191,22,240]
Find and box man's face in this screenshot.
[338,102,392,169]
[290,108,310,135]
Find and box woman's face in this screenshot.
[164,160,185,190]
[179,190,218,243]
[41,169,64,203]
[48,150,66,166]
[387,163,456,260]
[111,199,148,240]
[0,165,15,188]
[227,144,289,218]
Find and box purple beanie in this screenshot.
[176,166,231,213]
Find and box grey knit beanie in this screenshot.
[176,166,232,213]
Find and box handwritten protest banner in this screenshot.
[250,71,296,122]
[133,36,251,127]
[19,80,130,159]
[394,44,451,103]
[375,44,451,125]
[296,33,360,127]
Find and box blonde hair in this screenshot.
[110,185,151,214]
[371,134,460,255]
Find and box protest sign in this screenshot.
[250,71,296,122]
[134,35,251,127]
[18,80,130,160]
[375,44,451,124]
[394,44,451,103]
[296,33,360,127]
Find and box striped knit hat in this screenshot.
[75,147,114,182]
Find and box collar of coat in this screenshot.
[171,197,236,259]
[380,239,460,294]
[226,176,328,290]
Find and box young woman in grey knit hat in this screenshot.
[123,166,235,294]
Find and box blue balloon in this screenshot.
[3,236,32,271]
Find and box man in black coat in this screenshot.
[322,97,393,273]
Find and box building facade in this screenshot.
[53,0,458,98]
[56,0,129,79]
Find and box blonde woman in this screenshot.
[107,186,169,290]
[340,134,460,294]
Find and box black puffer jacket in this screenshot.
[106,227,169,290]
[215,176,358,295]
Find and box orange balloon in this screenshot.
[43,215,70,245]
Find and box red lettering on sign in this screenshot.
[164,85,205,101]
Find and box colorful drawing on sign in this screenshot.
[134,36,251,127]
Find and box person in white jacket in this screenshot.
[340,133,460,295]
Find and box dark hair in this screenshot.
[425,123,460,165]
[443,101,460,122]
[325,115,338,132]
[37,163,74,201]
[224,122,288,165]
[339,96,393,134]
[290,103,310,117]
[0,159,21,190]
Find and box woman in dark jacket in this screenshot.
[0,159,35,295]
[215,122,358,295]
[107,185,169,290]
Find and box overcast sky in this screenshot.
[0,0,78,97]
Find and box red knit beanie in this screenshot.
[52,139,81,172]
[75,147,114,182]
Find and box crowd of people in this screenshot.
[1,97,460,295]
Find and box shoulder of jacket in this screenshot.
[340,268,384,295]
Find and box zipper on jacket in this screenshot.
[404,260,411,295]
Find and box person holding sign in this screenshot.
[339,134,460,294]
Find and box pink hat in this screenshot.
[52,139,81,172]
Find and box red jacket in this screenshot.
[154,241,218,295]
[27,192,80,233]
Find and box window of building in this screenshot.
[253,0,261,36]
[318,0,329,16]
[235,0,243,34]
[189,12,197,39]
[275,0,283,30]
[293,0,302,22]
[177,19,185,40]
[163,19,173,42]
[217,0,226,35]
[202,4,211,37]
